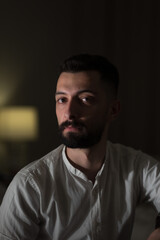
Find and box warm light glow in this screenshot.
[0,71,21,106]
[0,107,38,141]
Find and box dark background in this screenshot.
[0,0,160,165]
[0,1,160,238]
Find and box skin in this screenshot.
[147,229,160,240]
[55,70,120,182]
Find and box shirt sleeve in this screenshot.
[139,153,160,211]
[0,171,40,240]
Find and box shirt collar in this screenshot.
[62,142,109,182]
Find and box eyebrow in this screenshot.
[55,90,96,96]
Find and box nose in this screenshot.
[64,99,79,120]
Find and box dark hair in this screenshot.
[59,54,119,96]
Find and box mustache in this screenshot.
[59,120,86,131]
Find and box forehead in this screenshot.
[56,71,104,92]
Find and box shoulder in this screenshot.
[6,144,64,196]
[0,145,65,212]
[20,144,64,177]
[108,141,142,159]
[107,141,159,170]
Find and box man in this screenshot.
[0,54,160,240]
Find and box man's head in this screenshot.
[55,54,120,148]
[59,54,119,98]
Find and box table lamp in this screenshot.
[0,106,39,179]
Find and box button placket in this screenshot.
[90,184,102,239]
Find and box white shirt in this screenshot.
[0,141,160,240]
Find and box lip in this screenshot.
[64,126,81,133]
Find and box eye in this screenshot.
[80,95,95,105]
[81,97,90,103]
[56,97,67,104]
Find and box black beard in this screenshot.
[58,120,103,148]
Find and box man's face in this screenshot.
[55,71,116,148]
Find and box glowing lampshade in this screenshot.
[0,107,38,141]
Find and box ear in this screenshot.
[109,100,120,120]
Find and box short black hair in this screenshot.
[59,54,119,96]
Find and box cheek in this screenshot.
[84,109,107,126]
[93,106,109,119]
[56,108,63,124]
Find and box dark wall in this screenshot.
[0,0,160,166]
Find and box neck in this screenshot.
[66,137,107,183]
